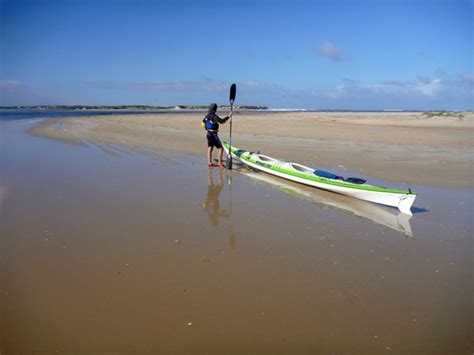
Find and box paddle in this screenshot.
[226,83,237,170]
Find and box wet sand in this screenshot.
[30,111,474,189]
[1,117,473,354]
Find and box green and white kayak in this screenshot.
[223,142,416,215]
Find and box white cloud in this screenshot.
[245,80,263,88]
[461,74,474,84]
[323,77,444,99]
[313,74,473,109]
[0,79,64,105]
[3,74,472,109]
[416,78,442,97]
[317,41,348,62]
[89,79,230,92]
[86,75,472,109]
[0,80,23,91]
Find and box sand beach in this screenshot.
[30,111,474,188]
[0,111,472,354]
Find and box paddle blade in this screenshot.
[229,83,237,104]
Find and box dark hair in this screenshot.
[209,103,218,113]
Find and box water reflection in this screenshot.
[242,171,414,237]
[203,169,236,249]
[0,183,7,215]
[203,169,228,226]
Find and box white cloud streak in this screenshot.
[2,74,472,109]
[0,80,23,91]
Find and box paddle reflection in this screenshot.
[0,183,8,215]
[202,169,236,249]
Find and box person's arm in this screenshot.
[214,112,232,123]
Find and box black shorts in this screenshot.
[207,132,223,148]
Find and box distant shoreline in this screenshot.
[0,105,268,111]
[1,105,472,114]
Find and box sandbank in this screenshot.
[30,111,474,188]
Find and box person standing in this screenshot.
[202,103,232,168]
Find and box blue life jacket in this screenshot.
[203,113,219,132]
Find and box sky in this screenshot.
[0,0,473,109]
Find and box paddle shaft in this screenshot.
[226,103,233,169]
[226,83,236,170]
[229,103,233,149]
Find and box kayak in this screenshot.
[222,141,416,215]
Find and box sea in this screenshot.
[0,108,201,126]
[0,108,424,124]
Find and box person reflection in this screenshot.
[203,168,229,227]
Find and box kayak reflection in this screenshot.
[242,170,413,237]
[202,169,237,249]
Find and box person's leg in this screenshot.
[217,147,224,166]
[207,146,214,165]
[214,133,224,167]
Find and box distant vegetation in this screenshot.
[421,111,466,119]
[0,104,269,110]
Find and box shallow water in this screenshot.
[0,122,472,354]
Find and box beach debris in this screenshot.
[174,240,180,244]
[187,322,193,326]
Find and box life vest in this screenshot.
[202,113,219,132]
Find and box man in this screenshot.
[202,103,232,168]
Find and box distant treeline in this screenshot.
[0,105,269,110]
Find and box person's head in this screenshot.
[209,103,218,113]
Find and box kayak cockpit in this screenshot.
[290,163,315,174]
[258,154,279,163]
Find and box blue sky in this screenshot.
[1,0,473,109]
